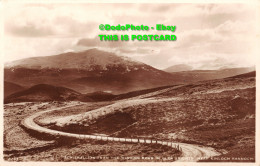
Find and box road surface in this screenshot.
[21,101,221,162]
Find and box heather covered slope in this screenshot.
[44,73,255,161]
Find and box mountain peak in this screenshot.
[4,49,143,70]
[4,48,176,94]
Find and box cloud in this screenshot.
[4,37,78,62]
[4,4,100,38]
[6,22,54,37]
[3,3,258,69]
[77,37,126,48]
[174,29,224,49]
[174,19,256,55]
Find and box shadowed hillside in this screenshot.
[4,81,24,97]
[4,84,81,103]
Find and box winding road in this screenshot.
[21,99,221,162]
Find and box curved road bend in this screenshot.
[21,104,220,162]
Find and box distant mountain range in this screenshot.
[4,49,176,95]
[163,64,193,72]
[4,48,255,102]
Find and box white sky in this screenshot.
[3,3,259,69]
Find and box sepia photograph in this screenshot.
[1,1,259,164]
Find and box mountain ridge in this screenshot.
[5,49,145,71]
[4,49,177,94]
